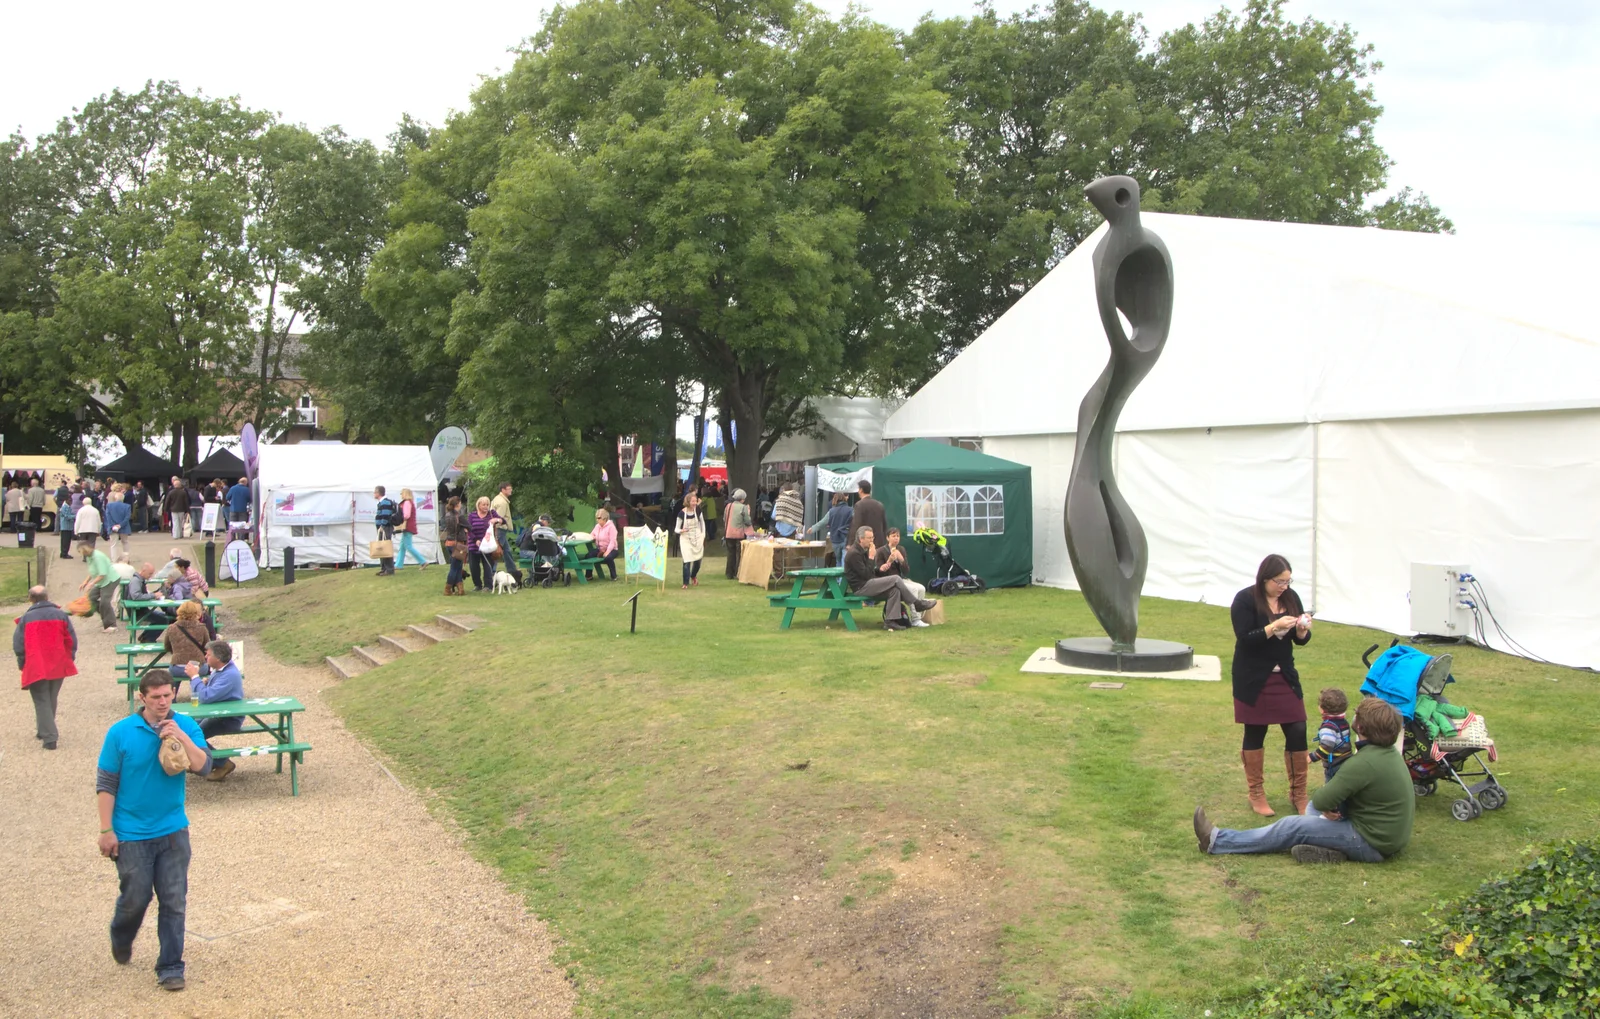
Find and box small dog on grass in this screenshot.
[491,570,519,595]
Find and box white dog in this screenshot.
[491,570,519,595]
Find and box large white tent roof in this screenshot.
[258,443,437,490]
[887,212,1598,438]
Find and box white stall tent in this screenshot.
[887,212,1600,668]
[258,444,441,568]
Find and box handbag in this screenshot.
[478,531,499,555]
[181,515,193,538]
[369,539,394,558]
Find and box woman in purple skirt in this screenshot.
[1231,554,1314,817]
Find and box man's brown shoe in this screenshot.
[206,758,236,782]
[1193,806,1216,854]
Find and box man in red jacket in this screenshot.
[13,585,79,750]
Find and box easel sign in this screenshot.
[623,525,667,592]
[200,502,221,537]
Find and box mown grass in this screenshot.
[236,561,1600,1017]
[0,547,40,602]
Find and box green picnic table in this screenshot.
[766,567,867,631]
[121,597,221,642]
[114,642,170,711]
[561,538,605,584]
[174,696,310,796]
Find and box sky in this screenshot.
[10,1,1591,445]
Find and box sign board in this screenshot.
[429,426,468,479]
[223,540,259,582]
[624,525,667,582]
[817,465,872,493]
[200,502,221,534]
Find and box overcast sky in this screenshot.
[7,0,1594,251]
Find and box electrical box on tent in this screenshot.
[1410,563,1473,637]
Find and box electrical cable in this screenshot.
[1466,577,1552,664]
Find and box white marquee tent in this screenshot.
[762,396,903,464]
[258,444,441,568]
[887,212,1600,668]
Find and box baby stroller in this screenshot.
[911,527,985,595]
[1360,640,1507,822]
[526,534,570,588]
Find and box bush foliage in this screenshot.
[1227,840,1599,1019]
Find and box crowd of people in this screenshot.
[3,471,254,559]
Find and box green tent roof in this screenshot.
[874,439,1028,478]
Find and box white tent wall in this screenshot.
[1315,410,1600,670]
[257,444,441,569]
[990,412,1600,670]
[986,424,1314,607]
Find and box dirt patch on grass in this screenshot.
[725,816,1011,1018]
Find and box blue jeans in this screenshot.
[832,541,846,567]
[394,531,426,568]
[1208,806,1385,862]
[446,549,465,587]
[111,828,191,980]
[773,522,797,537]
[588,549,618,579]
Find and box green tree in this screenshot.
[906,0,1452,384]
[1366,187,1454,233]
[425,0,954,498]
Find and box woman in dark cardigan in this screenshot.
[1231,554,1314,817]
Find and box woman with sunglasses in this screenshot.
[1231,554,1314,817]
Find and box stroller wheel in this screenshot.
[1476,785,1507,811]
[1450,797,1482,822]
[563,573,571,586]
[542,578,553,589]
[1413,781,1435,797]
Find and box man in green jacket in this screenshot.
[1193,697,1413,863]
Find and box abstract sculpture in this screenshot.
[1056,175,1194,672]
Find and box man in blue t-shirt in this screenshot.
[225,476,251,523]
[97,671,212,992]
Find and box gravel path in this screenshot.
[0,533,575,1017]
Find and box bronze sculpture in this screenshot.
[1057,175,1193,672]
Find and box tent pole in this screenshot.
[1310,422,1321,612]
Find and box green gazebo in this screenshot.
[821,439,1033,588]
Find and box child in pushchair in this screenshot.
[1359,641,1508,821]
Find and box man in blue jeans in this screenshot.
[1194,697,1413,864]
[97,671,213,991]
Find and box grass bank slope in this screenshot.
[235,566,1600,1017]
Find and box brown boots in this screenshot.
[1285,751,1310,816]
[444,583,465,596]
[1241,749,1275,816]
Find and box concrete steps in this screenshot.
[325,613,486,679]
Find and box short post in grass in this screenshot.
[623,589,641,633]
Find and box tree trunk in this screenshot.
[182,417,200,471]
[724,371,766,502]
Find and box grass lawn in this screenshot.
[234,557,1600,1017]
[0,546,41,603]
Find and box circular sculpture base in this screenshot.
[1055,637,1195,673]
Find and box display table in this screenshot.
[736,539,829,588]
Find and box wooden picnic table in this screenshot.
[766,567,866,631]
[174,696,309,796]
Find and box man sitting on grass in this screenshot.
[843,526,936,632]
[1193,697,1413,864]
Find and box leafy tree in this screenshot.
[1367,187,1454,233]
[906,0,1452,385]
[425,0,954,498]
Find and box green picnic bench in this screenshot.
[766,567,867,631]
[174,696,309,796]
[121,596,221,642]
[114,642,171,712]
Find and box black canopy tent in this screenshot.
[189,448,247,484]
[93,447,179,486]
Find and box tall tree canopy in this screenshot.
[370,0,957,497]
[0,82,397,466]
[905,0,1451,386]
